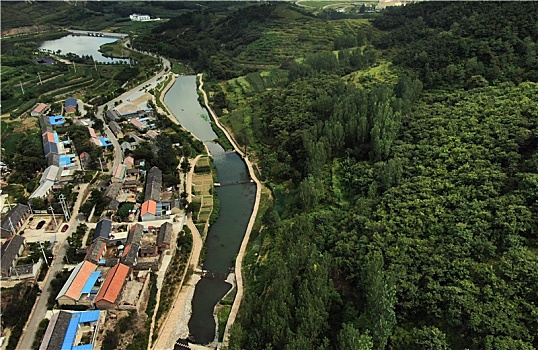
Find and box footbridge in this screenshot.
[66,29,128,39]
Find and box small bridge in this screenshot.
[67,29,128,39]
[214,180,252,187]
[193,269,231,280]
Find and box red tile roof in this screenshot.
[95,263,130,304]
[43,131,55,143]
[34,103,48,113]
[65,261,97,300]
[141,200,157,216]
[130,119,144,129]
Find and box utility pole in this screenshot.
[73,61,76,73]
[49,206,58,230]
[9,217,16,235]
[37,72,42,85]
[98,157,104,173]
[58,194,71,221]
[19,81,25,95]
[39,241,49,267]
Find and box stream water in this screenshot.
[164,75,256,345]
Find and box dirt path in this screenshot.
[197,73,262,347]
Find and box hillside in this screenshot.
[133,2,538,349]
[7,1,536,349]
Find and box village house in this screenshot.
[144,166,162,202]
[64,97,78,114]
[85,238,108,264]
[109,121,124,139]
[31,103,49,117]
[0,235,25,278]
[140,200,157,222]
[94,263,131,309]
[157,222,173,253]
[55,261,101,306]
[1,204,30,238]
[93,218,112,242]
[39,310,103,350]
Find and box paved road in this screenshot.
[17,184,88,350]
[96,54,170,175]
[18,47,171,350]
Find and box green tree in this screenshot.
[363,249,396,349]
[338,324,373,350]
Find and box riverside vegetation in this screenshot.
[2,1,537,349]
[138,2,538,349]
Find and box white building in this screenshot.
[130,13,151,21]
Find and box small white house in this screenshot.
[130,13,151,21]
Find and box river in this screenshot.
[164,75,256,345]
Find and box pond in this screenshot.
[39,35,128,63]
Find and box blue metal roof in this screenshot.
[53,132,60,143]
[59,156,71,166]
[65,98,77,107]
[99,138,112,146]
[60,311,101,350]
[72,345,93,350]
[81,271,101,294]
[61,314,79,350]
[78,310,100,323]
[49,116,65,125]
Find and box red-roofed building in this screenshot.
[130,119,146,130]
[94,263,131,309]
[31,103,49,117]
[56,261,98,306]
[124,156,135,169]
[140,200,157,222]
[43,131,56,143]
[88,127,97,138]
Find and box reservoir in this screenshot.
[164,75,256,344]
[39,34,129,63]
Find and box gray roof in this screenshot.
[131,134,143,145]
[39,115,51,128]
[47,153,61,167]
[104,183,122,200]
[29,180,54,199]
[127,224,143,246]
[43,142,59,156]
[144,166,162,202]
[121,141,133,152]
[106,109,120,121]
[0,235,25,276]
[1,204,30,238]
[42,311,72,350]
[85,238,107,263]
[109,121,122,136]
[157,222,173,247]
[120,243,139,267]
[106,199,120,211]
[94,219,112,241]
[40,165,60,185]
